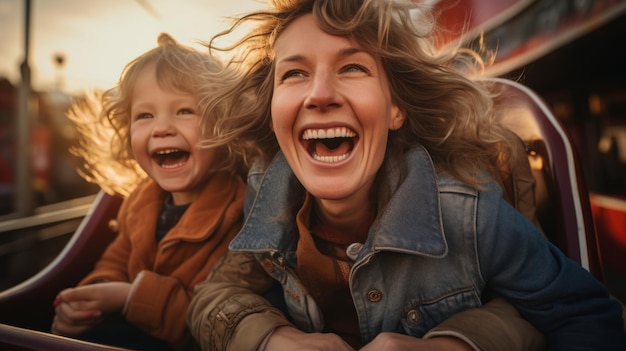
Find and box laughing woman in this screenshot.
[188,1,626,350]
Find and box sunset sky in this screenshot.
[0,0,266,94]
[3,0,624,96]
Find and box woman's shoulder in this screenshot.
[435,173,479,196]
[435,171,506,216]
[246,160,268,192]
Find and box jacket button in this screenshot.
[346,243,363,261]
[367,289,383,302]
[406,309,420,326]
[108,219,119,233]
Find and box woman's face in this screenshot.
[271,13,405,212]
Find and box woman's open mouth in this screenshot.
[152,148,190,169]
[302,127,357,163]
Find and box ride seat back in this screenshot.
[487,77,602,279]
[0,190,123,331]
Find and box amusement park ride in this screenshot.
[0,0,625,349]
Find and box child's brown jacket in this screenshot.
[80,171,246,350]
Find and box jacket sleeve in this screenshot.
[187,251,292,351]
[478,191,626,350]
[425,297,545,351]
[78,197,132,285]
[124,270,194,350]
[426,155,546,351]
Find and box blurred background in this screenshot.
[0,0,625,302]
[0,0,266,288]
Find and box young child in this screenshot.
[51,33,247,351]
[187,1,626,350]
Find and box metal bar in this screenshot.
[15,0,33,216]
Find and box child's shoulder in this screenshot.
[122,179,166,206]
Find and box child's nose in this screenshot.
[151,116,176,137]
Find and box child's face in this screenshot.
[271,14,405,209]
[129,65,216,205]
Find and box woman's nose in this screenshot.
[304,72,341,111]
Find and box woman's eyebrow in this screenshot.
[276,54,306,65]
[276,47,370,65]
[336,47,367,59]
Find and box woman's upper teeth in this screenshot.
[302,127,356,140]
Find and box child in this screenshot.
[187,1,626,350]
[51,33,246,351]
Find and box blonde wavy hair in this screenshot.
[201,0,518,191]
[68,33,240,197]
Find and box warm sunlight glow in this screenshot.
[0,0,265,94]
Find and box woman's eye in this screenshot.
[343,63,368,74]
[281,70,306,81]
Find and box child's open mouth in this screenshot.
[152,148,190,169]
[302,127,357,163]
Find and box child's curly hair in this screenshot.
[68,33,239,197]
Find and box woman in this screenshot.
[188,1,626,350]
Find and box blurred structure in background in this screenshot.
[0,0,624,307]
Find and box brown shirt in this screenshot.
[295,193,374,349]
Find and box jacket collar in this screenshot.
[127,172,241,244]
[231,147,447,258]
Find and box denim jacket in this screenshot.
[228,147,625,350]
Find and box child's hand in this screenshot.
[359,332,474,351]
[51,282,132,336]
[266,326,355,350]
[51,288,102,336]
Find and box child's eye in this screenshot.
[134,112,153,120]
[177,108,196,115]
